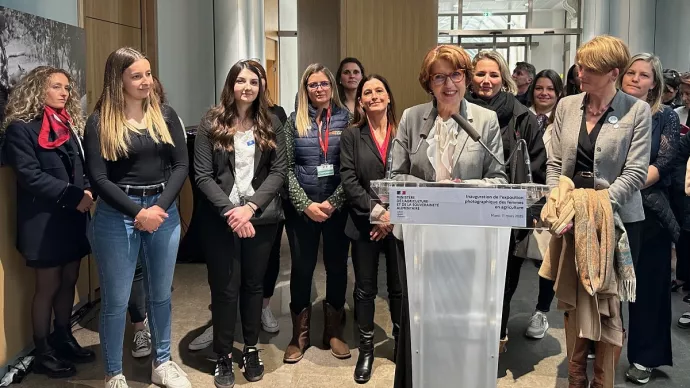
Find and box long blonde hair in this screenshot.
[295,63,343,137]
[94,47,172,161]
[617,53,665,114]
[2,66,85,134]
[472,50,518,95]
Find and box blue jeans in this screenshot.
[89,194,180,376]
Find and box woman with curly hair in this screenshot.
[2,66,95,378]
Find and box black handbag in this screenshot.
[245,195,284,225]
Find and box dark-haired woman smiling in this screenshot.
[340,74,402,383]
[194,60,286,387]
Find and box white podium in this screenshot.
[370,180,549,388]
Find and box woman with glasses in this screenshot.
[465,50,546,352]
[390,44,509,388]
[283,63,352,364]
[336,57,365,114]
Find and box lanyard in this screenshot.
[369,121,392,164]
[317,106,332,158]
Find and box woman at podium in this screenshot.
[544,35,651,388]
[389,44,508,388]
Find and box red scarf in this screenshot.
[38,106,72,149]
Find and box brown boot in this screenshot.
[564,312,589,388]
[283,306,311,363]
[591,340,622,388]
[322,301,351,359]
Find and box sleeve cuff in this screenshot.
[58,183,84,209]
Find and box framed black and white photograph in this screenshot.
[0,6,86,124]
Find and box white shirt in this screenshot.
[675,106,688,126]
[228,129,256,205]
[426,116,459,181]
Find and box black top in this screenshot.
[84,105,189,218]
[574,106,611,175]
[268,104,288,125]
[193,113,286,221]
[339,121,392,240]
[3,118,91,262]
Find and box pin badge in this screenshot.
[608,116,618,124]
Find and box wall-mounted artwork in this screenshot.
[0,6,86,164]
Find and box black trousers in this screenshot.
[351,236,402,335]
[394,239,412,388]
[205,223,278,355]
[285,206,349,314]
[628,214,672,368]
[128,259,146,324]
[263,221,284,299]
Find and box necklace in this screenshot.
[587,103,610,116]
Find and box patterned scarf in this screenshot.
[38,105,72,149]
[571,189,636,302]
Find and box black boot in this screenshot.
[354,329,375,384]
[49,323,96,364]
[33,337,76,378]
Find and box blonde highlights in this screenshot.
[617,53,665,114]
[576,35,630,75]
[295,64,343,137]
[2,66,85,134]
[472,50,517,94]
[94,47,172,161]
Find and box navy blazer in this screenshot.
[3,118,90,263]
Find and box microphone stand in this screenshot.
[385,135,427,179]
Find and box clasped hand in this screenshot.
[225,205,256,238]
[76,189,94,213]
[134,205,168,233]
[370,210,393,241]
[304,201,335,222]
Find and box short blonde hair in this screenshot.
[617,53,664,114]
[576,35,630,75]
[418,45,473,93]
[471,50,517,94]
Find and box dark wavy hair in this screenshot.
[204,60,276,152]
[527,69,564,114]
[336,57,365,102]
[565,64,580,96]
[352,74,397,136]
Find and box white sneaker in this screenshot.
[525,311,549,339]
[151,360,191,388]
[188,326,213,351]
[261,307,280,333]
[105,374,129,388]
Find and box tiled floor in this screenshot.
[18,237,690,387]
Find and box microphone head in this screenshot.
[451,112,481,142]
[419,133,428,140]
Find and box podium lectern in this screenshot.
[370,180,549,388]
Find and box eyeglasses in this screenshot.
[307,81,331,90]
[431,71,465,86]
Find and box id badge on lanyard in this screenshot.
[317,107,334,178]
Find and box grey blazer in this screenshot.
[390,100,508,185]
[546,91,652,223]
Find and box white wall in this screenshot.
[530,9,566,75]
[0,0,78,26]
[157,0,216,126]
[609,0,656,56]
[654,0,690,71]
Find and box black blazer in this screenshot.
[340,121,392,240]
[193,114,287,229]
[3,118,90,263]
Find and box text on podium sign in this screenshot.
[389,186,527,227]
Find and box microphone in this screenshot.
[451,112,533,183]
[385,134,428,179]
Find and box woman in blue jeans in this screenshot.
[84,47,190,388]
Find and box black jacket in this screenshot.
[193,114,287,229]
[501,101,547,185]
[340,122,391,240]
[672,134,690,229]
[3,118,90,262]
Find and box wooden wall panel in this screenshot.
[141,0,158,74]
[85,18,142,112]
[340,0,438,113]
[84,0,141,28]
[265,0,279,39]
[298,0,340,75]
